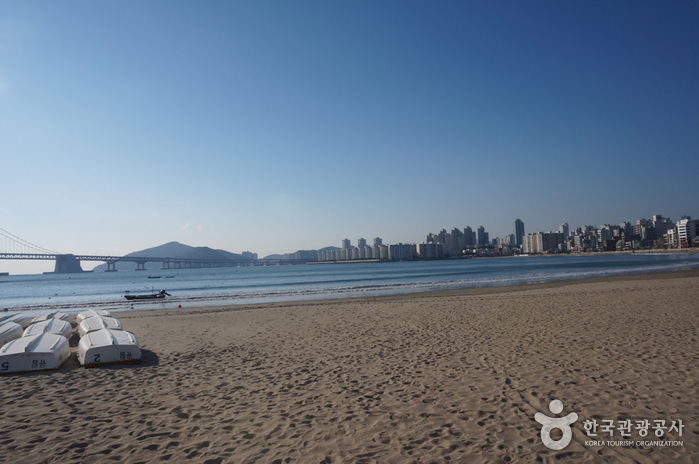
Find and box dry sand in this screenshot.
[1,269,697,463]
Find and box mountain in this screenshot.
[91,241,245,271]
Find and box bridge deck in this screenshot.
[0,253,309,268]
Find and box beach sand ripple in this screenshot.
[1,270,697,463]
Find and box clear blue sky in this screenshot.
[1,1,697,273]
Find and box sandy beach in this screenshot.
[1,269,697,463]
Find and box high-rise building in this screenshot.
[523,232,565,254]
[620,222,632,236]
[559,222,569,238]
[373,237,383,246]
[477,226,488,247]
[677,218,699,248]
[652,215,674,236]
[513,219,525,246]
[450,227,463,255]
[342,239,351,250]
[462,227,473,247]
[357,238,367,249]
[438,229,448,245]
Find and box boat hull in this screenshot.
[124,290,169,300]
[23,318,73,339]
[78,316,123,338]
[78,328,141,367]
[30,312,70,325]
[0,322,23,347]
[76,310,112,324]
[0,314,34,329]
[0,333,71,374]
[124,294,164,300]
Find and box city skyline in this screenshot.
[1,2,697,274]
[327,210,693,253]
[2,208,695,274]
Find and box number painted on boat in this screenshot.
[94,354,101,363]
[1,361,8,371]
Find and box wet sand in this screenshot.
[1,269,697,463]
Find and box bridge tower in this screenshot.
[53,254,84,273]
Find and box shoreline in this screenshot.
[4,263,699,315]
[112,266,699,319]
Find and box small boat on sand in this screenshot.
[77,328,141,367]
[76,310,112,324]
[0,322,23,347]
[124,289,170,301]
[0,333,71,374]
[23,318,73,340]
[78,316,123,338]
[30,312,71,325]
[0,314,34,329]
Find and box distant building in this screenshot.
[342,239,351,250]
[620,222,633,236]
[677,218,699,248]
[496,235,513,247]
[477,226,488,247]
[417,242,444,259]
[389,243,415,260]
[292,250,317,261]
[357,238,367,249]
[652,215,674,237]
[373,237,383,246]
[523,232,565,254]
[463,226,475,247]
[438,229,448,246]
[450,227,463,255]
[378,245,389,259]
[559,222,569,238]
[513,219,525,246]
[597,226,611,246]
[666,227,678,248]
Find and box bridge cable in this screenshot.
[0,228,60,254]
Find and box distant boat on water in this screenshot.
[124,289,170,301]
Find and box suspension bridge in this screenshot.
[0,228,304,274]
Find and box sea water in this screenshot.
[1,253,698,318]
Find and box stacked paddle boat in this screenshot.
[0,333,71,374]
[0,312,73,374]
[0,309,142,374]
[0,313,34,329]
[75,309,112,324]
[0,313,34,348]
[76,311,141,368]
[78,328,141,367]
[0,321,24,348]
[23,318,73,339]
[77,315,122,338]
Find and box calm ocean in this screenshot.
[1,253,698,318]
